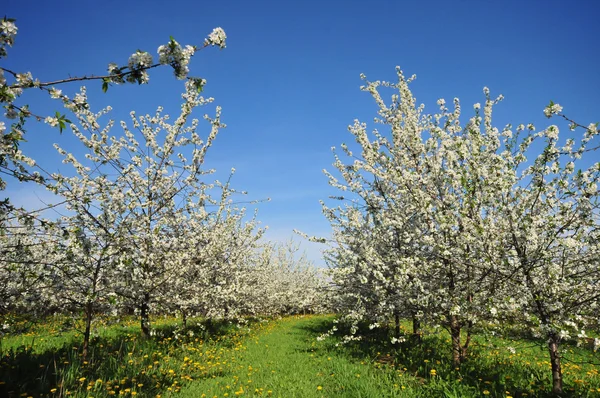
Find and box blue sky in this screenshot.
[3,0,599,265]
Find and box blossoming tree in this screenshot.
[48,79,232,337]
[321,67,599,394]
[0,17,236,342]
[492,107,600,394]
[322,69,507,362]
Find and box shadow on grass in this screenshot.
[0,318,245,398]
[298,317,591,398]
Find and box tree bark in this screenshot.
[390,312,398,339]
[82,301,93,360]
[140,292,151,338]
[450,315,463,367]
[548,332,563,395]
[412,315,422,343]
[181,309,187,328]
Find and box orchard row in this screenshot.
[1,17,599,395]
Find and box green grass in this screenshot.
[0,315,263,398]
[179,315,419,398]
[1,315,599,397]
[178,316,600,397]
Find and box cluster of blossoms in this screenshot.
[157,39,197,79]
[43,116,58,127]
[544,102,564,118]
[107,26,226,84]
[106,27,226,85]
[128,50,153,70]
[205,27,227,49]
[0,18,18,58]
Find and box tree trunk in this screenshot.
[412,315,421,342]
[140,292,151,338]
[82,301,93,360]
[547,332,563,395]
[450,315,463,367]
[394,312,400,339]
[461,327,472,361]
[181,309,187,329]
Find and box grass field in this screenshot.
[1,315,599,397]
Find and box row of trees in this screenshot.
[0,18,327,358]
[319,68,599,394]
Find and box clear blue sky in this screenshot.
[4,0,599,265]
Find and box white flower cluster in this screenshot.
[128,50,153,70]
[0,20,17,36]
[16,72,33,86]
[44,116,59,127]
[49,87,62,99]
[205,27,227,49]
[123,51,153,84]
[0,18,17,56]
[544,102,563,118]
[157,39,196,79]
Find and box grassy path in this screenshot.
[4,315,598,397]
[179,315,408,398]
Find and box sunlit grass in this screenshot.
[0,315,264,398]
[1,315,599,397]
[181,316,600,398]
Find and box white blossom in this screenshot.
[206,27,227,48]
[44,116,59,127]
[544,103,563,118]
